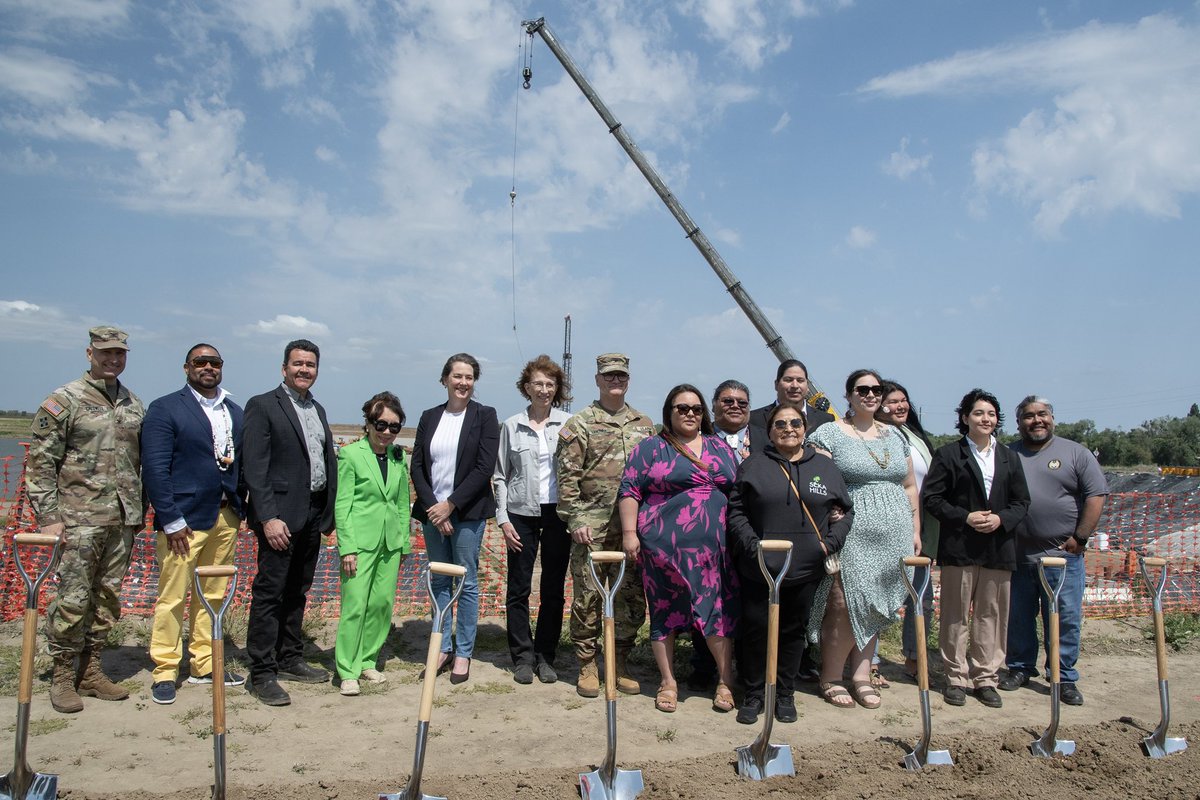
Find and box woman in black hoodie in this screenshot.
[727,405,854,724]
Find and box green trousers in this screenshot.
[335,547,405,679]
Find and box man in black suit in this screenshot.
[243,339,338,706]
[748,359,835,455]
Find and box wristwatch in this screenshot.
[1070,532,1089,547]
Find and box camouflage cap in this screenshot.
[596,353,629,374]
[89,326,130,350]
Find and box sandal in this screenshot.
[852,681,882,709]
[870,667,890,689]
[819,682,854,709]
[655,685,678,713]
[712,682,734,713]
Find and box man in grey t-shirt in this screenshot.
[999,396,1108,705]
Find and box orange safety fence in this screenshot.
[2,445,1197,623]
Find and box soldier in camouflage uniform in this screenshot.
[556,353,655,698]
[26,326,145,713]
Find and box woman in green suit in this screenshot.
[335,391,411,696]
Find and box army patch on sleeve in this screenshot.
[32,409,56,435]
[41,398,66,418]
[558,428,577,443]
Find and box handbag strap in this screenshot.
[777,462,824,544]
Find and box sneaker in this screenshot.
[535,661,558,684]
[974,686,1003,708]
[340,679,360,697]
[774,695,798,723]
[360,669,387,684]
[188,671,246,687]
[277,660,330,684]
[736,696,763,725]
[151,681,176,705]
[247,676,291,706]
[943,686,967,706]
[513,663,534,685]
[1059,682,1084,706]
[998,670,1031,691]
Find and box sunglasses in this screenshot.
[371,420,403,434]
[772,418,805,430]
[600,373,629,383]
[673,404,704,417]
[719,397,749,409]
[189,356,224,368]
[853,385,884,398]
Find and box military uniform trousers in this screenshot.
[149,505,240,682]
[334,546,405,680]
[47,523,137,657]
[569,515,646,662]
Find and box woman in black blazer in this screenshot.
[411,353,500,684]
[923,388,1029,709]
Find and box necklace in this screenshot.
[852,422,890,470]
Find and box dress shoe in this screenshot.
[535,661,558,684]
[736,695,763,725]
[419,653,453,680]
[277,660,330,684]
[943,685,967,706]
[449,659,471,685]
[1059,682,1084,705]
[513,663,534,685]
[998,670,1031,691]
[974,686,1003,708]
[774,695,798,723]
[248,676,291,706]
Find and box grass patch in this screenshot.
[656,728,676,743]
[0,643,52,696]
[105,617,151,648]
[877,708,914,727]
[563,699,584,711]
[1153,612,1200,652]
[239,720,273,735]
[472,626,508,652]
[455,680,514,696]
[5,717,69,736]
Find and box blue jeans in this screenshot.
[1006,553,1084,683]
[423,515,485,658]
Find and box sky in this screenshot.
[1,0,1198,435]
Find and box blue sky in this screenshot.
[1,0,1198,435]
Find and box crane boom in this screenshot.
[523,18,833,410]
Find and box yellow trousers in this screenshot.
[149,506,240,681]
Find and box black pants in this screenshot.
[506,504,571,667]
[247,494,325,683]
[736,576,820,701]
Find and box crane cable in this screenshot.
[508,30,533,362]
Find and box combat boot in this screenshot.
[77,643,128,701]
[50,653,84,714]
[614,649,640,695]
[576,657,600,698]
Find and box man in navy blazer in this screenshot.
[142,344,245,705]
[242,339,338,706]
[748,359,835,455]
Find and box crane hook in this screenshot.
[522,66,532,90]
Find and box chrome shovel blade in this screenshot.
[0,769,59,800]
[1030,736,1075,758]
[1142,736,1187,759]
[735,743,794,780]
[378,791,444,800]
[579,767,643,800]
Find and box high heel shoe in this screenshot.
[449,658,471,685]
[419,652,453,680]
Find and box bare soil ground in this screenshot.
[3,615,1199,800]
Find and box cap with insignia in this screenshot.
[596,353,630,374]
[89,326,129,351]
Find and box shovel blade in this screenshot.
[1030,738,1075,758]
[1142,736,1187,759]
[735,743,795,780]
[579,768,643,800]
[0,769,59,800]
[378,792,445,800]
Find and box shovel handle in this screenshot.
[1048,613,1060,684]
[196,565,237,579]
[1041,556,1067,568]
[903,556,930,568]
[591,551,626,563]
[18,606,37,703]
[212,638,226,735]
[1143,557,1166,568]
[759,540,792,552]
[1153,609,1169,682]
[603,617,618,702]
[766,604,779,686]
[418,632,444,722]
[429,561,467,577]
[913,608,929,692]
[14,533,59,547]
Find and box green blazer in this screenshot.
[334,438,411,557]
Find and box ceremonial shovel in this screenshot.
[193,565,238,800]
[898,556,953,770]
[1138,556,1188,759]
[1030,556,1074,758]
[380,561,467,800]
[735,540,796,780]
[0,533,60,800]
[578,551,643,800]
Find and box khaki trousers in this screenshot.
[149,506,240,681]
[938,564,1011,689]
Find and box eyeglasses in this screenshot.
[718,397,749,409]
[853,385,884,398]
[673,404,704,417]
[189,356,223,368]
[772,418,805,430]
[528,381,556,390]
[371,420,403,434]
[600,373,629,383]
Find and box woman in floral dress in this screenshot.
[618,384,739,714]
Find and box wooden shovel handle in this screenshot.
[418,632,444,722]
[18,606,37,703]
[603,617,618,701]
[430,562,467,577]
[591,551,626,563]
[212,638,226,735]
[759,540,792,552]
[1143,556,1166,568]
[196,565,237,579]
[766,604,780,686]
[903,556,930,568]
[14,533,59,547]
[1153,610,1169,682]
[1048,613,1060,684]
[914,610,929,692]
[1041,556,1067,568]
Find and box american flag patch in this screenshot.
[42,398,66,418]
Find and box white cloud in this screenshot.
[770,111,790,134]
[1,0,131,37]
[882,136,931,180]
[845,225,876,249]
[314,145,338,163]
[860,14,1200,234]
[0,47,114,107]
[0,300,89,345]
[0,299,40,313]
[713,227,741,246]
[246,314,332,338]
